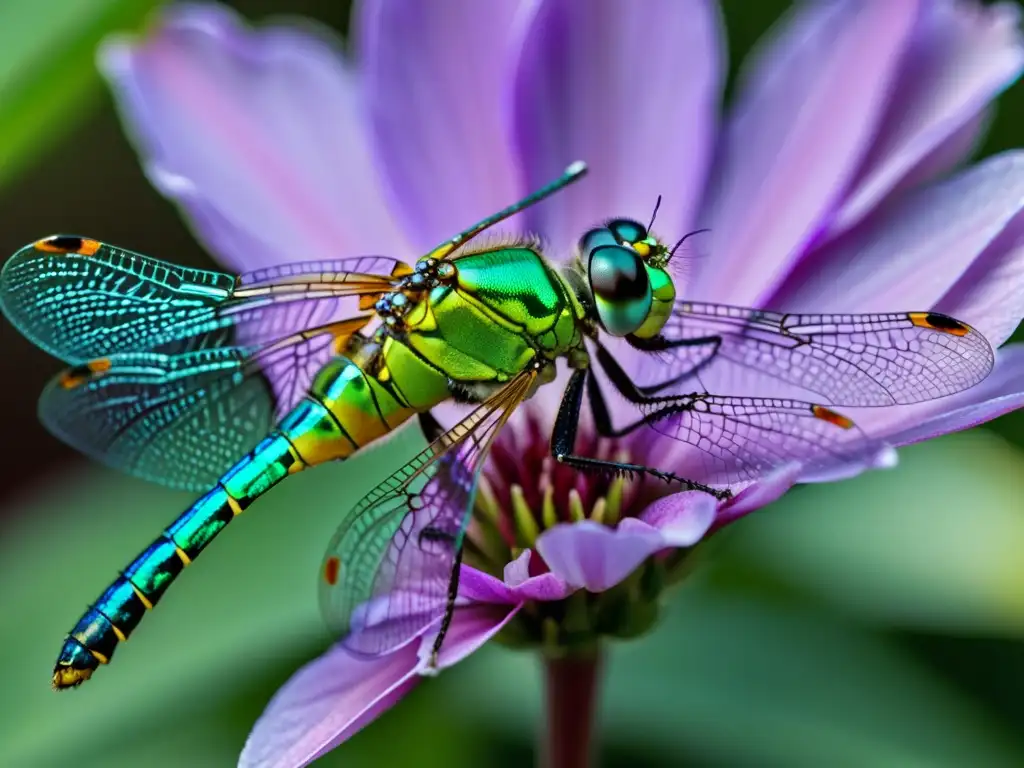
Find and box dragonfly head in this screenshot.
[580,218,675,338]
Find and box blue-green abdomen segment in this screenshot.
[53,356,417,689]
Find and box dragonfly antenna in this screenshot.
[426,162,589,261]
[647,195,663,233]
[668,228,710,263]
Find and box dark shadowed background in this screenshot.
[2,1,1024,766]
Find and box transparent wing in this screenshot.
[639,393,886,486]
[40,317,370,491]
[320,371,536,656]
[646,302,994,406]
[0,235,408,363]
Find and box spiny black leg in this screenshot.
[551,368,729,499]
[551,367,587,460]
[595,341,699,405]
[428,541,465,670]
[626,333,722,395]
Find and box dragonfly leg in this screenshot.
[625,334,721,395]
[551,368,729,499]
[419,408,467,668]
[427,543,465,672]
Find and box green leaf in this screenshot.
[0,0,161,188]
[459,589,1024,766]
[719,430,1024,635]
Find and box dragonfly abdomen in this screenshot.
[53,357,417,689]
[53,434,302,688]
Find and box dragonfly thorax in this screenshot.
[578,218,676,339]
[373,258,457,328]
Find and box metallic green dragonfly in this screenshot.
[0,162,994,689]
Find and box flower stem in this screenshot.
[540,650,603,768]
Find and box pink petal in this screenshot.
[459,556,574,604]
[537,519,671,592]
[240,641,421,768]
[875,344,1024,444]
[711,463,803,530]
[419,602,522,669]
[512,0,723,252]
[833,0,1024,232]
[99,4,407,272]
[356,0,523,252]
[638,492,717,546]
[771,152,1024,319]
[693,0,918,305]
[457,565,517,605]
[242,602,516,767]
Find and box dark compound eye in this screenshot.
[606,219,648,246]
[579,227,619,258]
[588,245,653,336]
[589,246,648,300]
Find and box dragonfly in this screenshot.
[0,161,995,690]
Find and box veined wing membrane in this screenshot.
[320,370,536,656]
[41,317,370,491]
[648,302,994,406]
[639,392,886,486]
[0,236,409,363]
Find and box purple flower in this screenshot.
[98,1,1024,765]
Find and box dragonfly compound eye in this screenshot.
[588,244,653,336]
[606,219,648,246]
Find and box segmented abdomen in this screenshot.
[53,356,417,688]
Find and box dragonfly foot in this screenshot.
[420,652,442,678]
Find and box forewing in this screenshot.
[646,302,994,406]
[40,317,370,491]
[0,236,407,363]
[319,371,535,656]
[642,394,886,486]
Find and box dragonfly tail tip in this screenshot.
[52,664,92,690]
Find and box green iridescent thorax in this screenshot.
[398,246,585,387]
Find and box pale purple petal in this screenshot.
[502,548,534,587]
[771,152,1024,318]
[711,463,803,530]
[934,208,1024,346]
[884,108,992,196]
[874,344,1024,444]
[538,519,677,592]
[240,642,421,768]
[512,0,723,252]
[501,550,574,601]
[357,0,523,252]
[242,601,518,767]
[99,4,407,272]
[694,0,918,305]
[457,565,517,605]
[420,602,522,669]
[638,492,717,546]
[458,557,573,604]
[833,0,1024,233]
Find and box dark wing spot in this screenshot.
[324,556,341,586]
[921,312,969,336]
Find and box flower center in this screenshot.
[462,408,684,655]
[470,409,655,559]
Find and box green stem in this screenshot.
[540,650,603,768]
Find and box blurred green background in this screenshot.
[2,1,1024,766]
